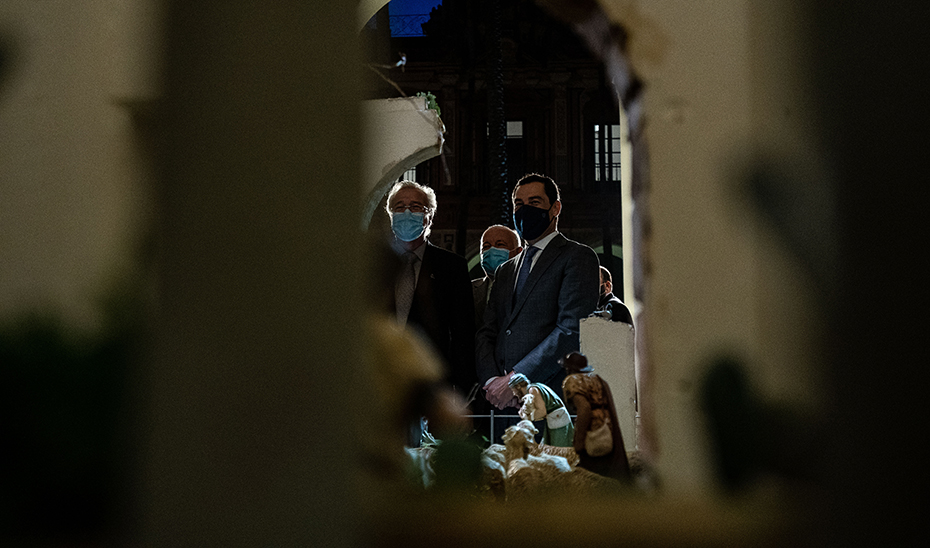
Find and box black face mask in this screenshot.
[513,204,551,241]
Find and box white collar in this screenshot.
[526,230,559,252]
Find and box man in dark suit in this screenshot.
[595,265,634,324]
[386,181,477,398]
[470,224,522,443]
[471,224,522,329]
[476,173,600,410]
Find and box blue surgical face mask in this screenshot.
[513,204,552,241]
[391,210,426,242]
[481,247,511,276]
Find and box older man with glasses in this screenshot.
[383,180,476,446]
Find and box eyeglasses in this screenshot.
[391,204,431,214]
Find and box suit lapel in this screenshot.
[497,259,518,320]
[410,244,435,321]
[509,234,567,320]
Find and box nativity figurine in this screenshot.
[507,373,574,447]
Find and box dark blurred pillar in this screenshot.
[809,3,930,545]
[142,2,364,546]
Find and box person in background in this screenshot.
[362,235,472,484]
[476,173,600,411]
[472,224,522,329]
[385,181,476,444]
[468,225,522,444]
[594,265,633,324]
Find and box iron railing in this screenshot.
[390,15,430,37]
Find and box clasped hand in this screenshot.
[483,372,520,410]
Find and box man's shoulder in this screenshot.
[559,233,594,250]
[603,293,633,324]
[604,292,623,305]
[425,242,467,265]
[471,276,489,288]
[550,233,597,259]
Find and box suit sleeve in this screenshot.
[511,244,600,382]
[475,263,510,385]
[448,255,477,393]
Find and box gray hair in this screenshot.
[385,180,437,238]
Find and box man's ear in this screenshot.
[551,200,562,217]
[510,245,523,259]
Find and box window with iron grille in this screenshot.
[399,167,417,182]
[594,123,622,182]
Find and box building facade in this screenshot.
[363,0,626,282]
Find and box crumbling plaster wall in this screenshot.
[606,0,827,493]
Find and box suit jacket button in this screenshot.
[505,329,511,335]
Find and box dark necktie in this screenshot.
[513,246,539,305]
[396,252,417,325]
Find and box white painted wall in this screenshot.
[361,96,444,228]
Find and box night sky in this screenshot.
[389,0,442,16]
[388,0,442,37]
